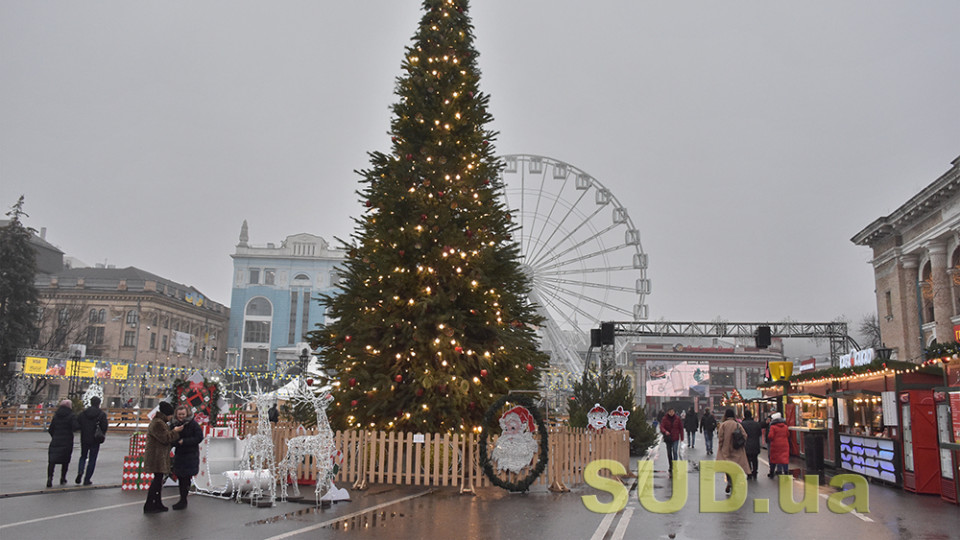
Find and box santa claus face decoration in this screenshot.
[607,406,630,431]
[587,404,608,431]
[491,405,539,474]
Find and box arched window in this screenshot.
[89,309,98,323]
[98,309,106,323]
[126,309,139,325]
[246,297,272,316]
[293,273,311,283]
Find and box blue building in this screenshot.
[226,221,345,372]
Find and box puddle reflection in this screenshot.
[325,511,406,531]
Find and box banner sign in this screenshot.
[173,331,192,354]
[66,360,96,378]
[645,361,710,397]
[111,364,129,380]
[24,356,48,375]
[839,348,875,369]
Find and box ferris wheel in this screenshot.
[498,154,650,379]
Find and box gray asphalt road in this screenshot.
[2,431,958,539]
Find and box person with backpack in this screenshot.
[717,409,749,494]
[76,396,108,485]
[700,408,718,455]
[684,407,699,449]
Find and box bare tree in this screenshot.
[22,297,95,403]
[858,313,882,349]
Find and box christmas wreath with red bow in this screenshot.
[171,377,221,425]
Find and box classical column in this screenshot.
[899,255,923,363]
[926,241,955,345]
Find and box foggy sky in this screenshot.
[2,1,959,353]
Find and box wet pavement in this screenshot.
[2,430,958,539]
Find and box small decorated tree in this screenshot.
[569,360,656,455]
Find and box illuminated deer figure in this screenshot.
[235,382,277,504]
[277,387,339,503]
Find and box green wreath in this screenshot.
[478,394,549,492]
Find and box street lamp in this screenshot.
[875,345,893,362]
[67,350,82,404]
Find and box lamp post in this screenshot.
[298,348,311,389]
[66,350,81,404]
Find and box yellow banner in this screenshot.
[24,356,48,375]
[66,360,96,378]
[111,364,129,380]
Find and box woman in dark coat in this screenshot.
[143,401,183,513]
[684,407,699,448]
[170,404,204,510]
[740,410,763,479]
[47,399,79,487]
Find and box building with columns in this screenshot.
[852,155,960,363]
[227,221,346,373]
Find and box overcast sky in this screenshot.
[2,1,958,354]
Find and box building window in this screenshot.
[123,331,136,347]
[162,316,168,329]
[245,297,272,317]
[301,290,311,340]
[86,327,104,346]
[710,366,735,387]
[241,348,270,371]
[161,335,168,351]
[89,309,98,323]
[150,332,157,349]
[249,269,260,285]
[58,308,70,325]
[98,309,106,323]
[921,262,934,323]
[126,309,138,325]
[244,321,271,343]
[289,291,298,344]
[264,269,276,286]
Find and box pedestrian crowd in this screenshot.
[658,406,793,487]
[45,398,204,514]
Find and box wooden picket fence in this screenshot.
[265,423,630,492]
[0,406,630,492]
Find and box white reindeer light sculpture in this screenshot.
[277,387,339,503]
[235,382,277,505]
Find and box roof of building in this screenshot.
[0,220,64,254]
[851,154,960,246]
[36,266,227,311]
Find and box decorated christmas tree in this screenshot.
[310,0,548,432]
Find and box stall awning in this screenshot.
[735,389,764,401]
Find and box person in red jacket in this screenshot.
[766,412,790,476]
[659,408,684,476]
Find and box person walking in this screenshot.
[268,403,279,424]
[741,410,763,479]
[47,399,79,488]
[716,409,750,494]
[700,409,717,455]
[767,412,791,476]
[170,404,204,510]
[684,407,699,449]
[143,401,183,513]
[659,408,684,476]
[76,396,108,485]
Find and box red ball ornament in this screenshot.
[306,379,314,386]
[421,214,428,221]
[416,388,424,397]
[455,346,463,353]
[398,250,405,256]
[468,401,476,409]
[480,369,488,378]
[350,400,358,407]
[526,363,534,372]
[348,378,356,387]
[391,136,398,142]
[345,335,352,342]
[482,140,489,146]
[395,374,403,383]
[406,153,413,160]
[366,200,372,207]
[437,191,444,198]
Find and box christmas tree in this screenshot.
[310,0,549,432]
[568,359,657,456]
